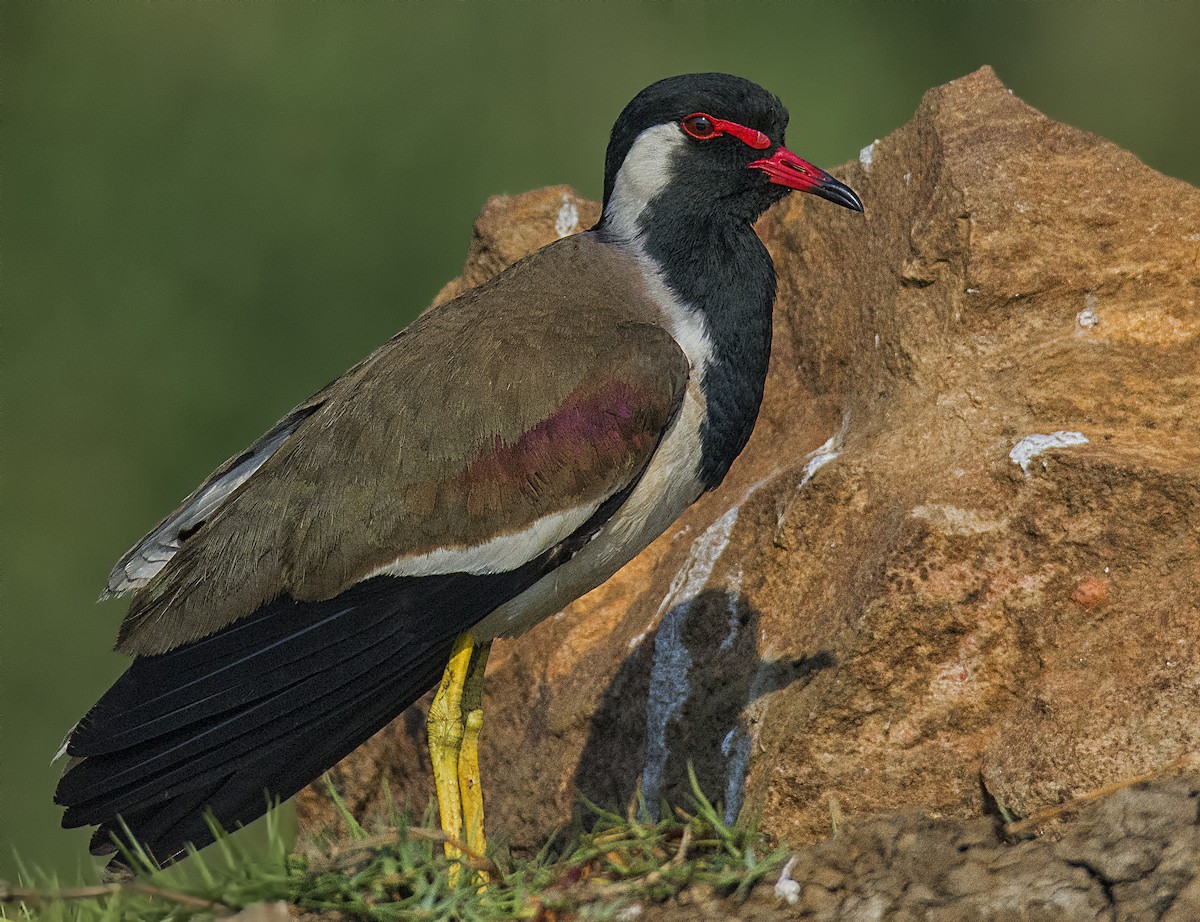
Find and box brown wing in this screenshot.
[116,235,689,654]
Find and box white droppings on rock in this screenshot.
[554,194,579,238]
[718,568,744,653]
[641,474,776,816]
[721,723,752,825]
[859,140,878,172]
[721,728,737,755]
[775,421,846,534]
[800,415,849,489]
[1010,431,1089,475]
[642,595,693,820]
[627,630,648,650]
[775,855,801,904]
[1077,293,1099,330]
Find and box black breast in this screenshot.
[642,221,776,490]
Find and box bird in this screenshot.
[55,72,863,872]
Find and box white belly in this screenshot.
[473,381,706,640]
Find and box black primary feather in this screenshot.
[56,483,636,866]
[59,572,508,863]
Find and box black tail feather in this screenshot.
[57,473,637,866]
[56,567,539,865]
[75,602,398,755]
[59,615,426,809]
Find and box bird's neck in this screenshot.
[596,214,776,490]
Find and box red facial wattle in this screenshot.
[681,112,771,149]
[678,111,864,213]
[748,146,864,212]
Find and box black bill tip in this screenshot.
[813,175,864,213]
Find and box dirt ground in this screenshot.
[630,774,1200,922]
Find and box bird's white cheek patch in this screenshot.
[365,502,600,579]
[602,125,713,380]
[603,124,687,242]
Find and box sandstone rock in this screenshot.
[297,66,1200,856]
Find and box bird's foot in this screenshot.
[458,639,490,866]
[428,633,492,886]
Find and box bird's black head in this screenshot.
[598,73,862,240]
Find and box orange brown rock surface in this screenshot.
[297,66,1200,853]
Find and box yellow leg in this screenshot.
[428,633,473,860]
[458,639,492,865]
[427,633,493,885]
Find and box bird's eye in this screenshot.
[682,114,717,140]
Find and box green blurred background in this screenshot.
[4,0,1198,880]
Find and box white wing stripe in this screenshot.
[365,501,601,579]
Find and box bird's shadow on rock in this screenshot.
[573,588,833,825]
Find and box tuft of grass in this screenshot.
[3,770,788,921]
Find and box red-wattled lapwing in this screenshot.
[55,73,863,871]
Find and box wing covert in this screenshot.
[115,236,690,655]
[104,401,324,598]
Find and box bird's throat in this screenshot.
[612,216,777,491]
